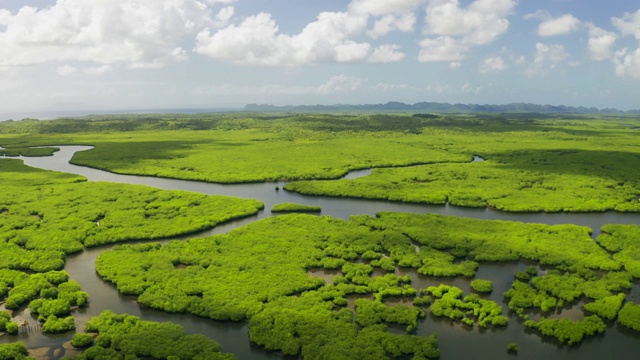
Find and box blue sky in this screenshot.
[1,0,640,113]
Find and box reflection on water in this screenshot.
[2,146,640,359]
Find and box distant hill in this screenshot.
[244,101,640,115]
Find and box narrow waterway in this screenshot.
[2,146,640,360]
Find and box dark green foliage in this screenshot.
[524,315,606,344]
[271,202,321,213]
[75,311,236,359]
[618,302,640,331]
[0,343,34,360]
[507,343,519,353]
[470,279,493,293]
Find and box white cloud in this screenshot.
[368,13,416,38]
[449,62,462,69]
[418,36,467,62]
[213,6,234,27]
[588,24,616,61]
[479,56,507,73]
[0,0,213,68]
[614,48,640,79]
[419,0,516,63]
[611,10,640,78]
[537,14,581,37]
[57,65,78,76]
[195,11,372,66]
[525,42,569,77]
[523,10,550,21]
[368,44,405,63]
[348,0,424,16]
[613,9,640,39]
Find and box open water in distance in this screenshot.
[2,146,640,359]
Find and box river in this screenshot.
[2,146,639,359]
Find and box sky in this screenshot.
[1,0,640,114]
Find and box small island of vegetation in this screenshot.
[271,202,322,213]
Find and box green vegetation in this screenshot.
[0,310,18,334]
[74,311,236,359]
[71,333,94,348]
[0,159,264,253]
[618,302,640,332]
[524,315,606,345]
[41,315,75,333]
[0,343,34,360]
[96,214,444,358]
[0,146,58,157]
[427,285,507,327]
[597,224,640,278]
[0,156,263,335]
[470,279,493,293]
[352,212,618,272]
[6,114,640,213]
[584,293,625,320]
[271,202,322,213]
[507,343,519,353]
[4,114,640,356]
[94,211,634,355]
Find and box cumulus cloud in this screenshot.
[418,36,467,62]
[614,48,640,79]
[0,0,213,68]
[612,9,640,39]
[611,10,640,79]
[419,0,516,64]
[479,56,507,73]
[525,42,569,77]
[368,12,416,38]
[537,14,581,36]
[588,25,616,61]
[368,44,405,63]
[195,11,373,65]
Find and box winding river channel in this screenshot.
[2,146,640,359]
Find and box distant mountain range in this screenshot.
[244,101,640,115]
